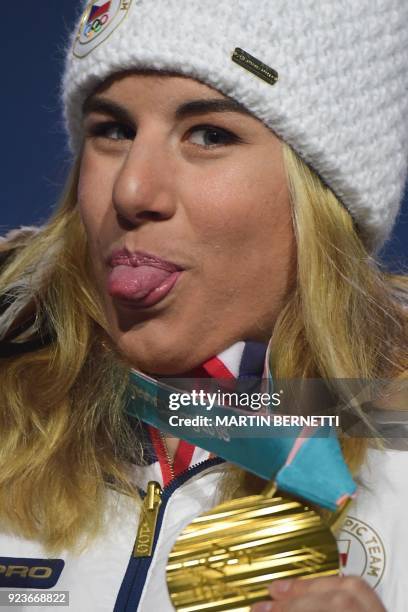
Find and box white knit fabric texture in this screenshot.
[62,0,408,250]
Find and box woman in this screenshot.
[0,0,407,610]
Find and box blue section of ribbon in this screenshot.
[275,428,355,508]
[239,342,268,379]
[126,370,356,511]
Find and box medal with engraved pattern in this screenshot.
[165,483,347,611]
[126,368,356,611]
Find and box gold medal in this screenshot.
[166,483,342,611]
[125,370,355,609]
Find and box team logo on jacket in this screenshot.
[0,557,64,589]
[73,0,133,58]
[336,516,385,588]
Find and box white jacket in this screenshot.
[0,444,407,611]
[0,340,406,611]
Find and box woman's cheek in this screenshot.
[78,166,111,232]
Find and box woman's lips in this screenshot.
[106,249,183,308]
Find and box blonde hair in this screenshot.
[0,144,407,553]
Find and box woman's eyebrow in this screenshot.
[82,96,252,122]
[174,98,252,119]
[82,97,133,124]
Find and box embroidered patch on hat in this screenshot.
[73,0,133,58]
[232,47,278,85]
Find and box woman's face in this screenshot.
[78,71,296,374]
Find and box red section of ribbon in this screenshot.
[173,440,196,476]
[148,425,174,487]
[148,356,234,485]
[148,425,197,486]
[202,356,235,380]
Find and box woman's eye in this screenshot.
[85,121,241,148]
[188,125,241,148]
[87,121,135,141]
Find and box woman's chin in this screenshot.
[130,359,196,377]
[114,339,200,376]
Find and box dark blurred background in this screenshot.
[2,2,407,270]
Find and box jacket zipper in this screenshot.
[158,430,175,480]
[113,456,225,612]
[133,454,224,558]
[133,481,162,557]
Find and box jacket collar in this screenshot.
[129,340,268,488]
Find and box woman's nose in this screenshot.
[112,142,177,226]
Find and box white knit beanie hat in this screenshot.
[62,0,408,251]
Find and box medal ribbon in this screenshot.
[126,368,356,511]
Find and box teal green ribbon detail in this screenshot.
[126,369,356,511]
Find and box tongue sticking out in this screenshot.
[108,264,174,300]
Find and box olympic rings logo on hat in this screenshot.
[84,8,110,40]
[73,0,133,59]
